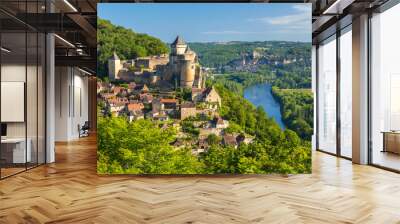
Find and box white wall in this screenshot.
[55,67,89,141]
[55,66,69,141]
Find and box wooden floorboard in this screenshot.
[1,135,400,223]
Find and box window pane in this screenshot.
[340,27,352,158]
[318,35,337,154]
[371,3,400,171]
[1,31,27,177]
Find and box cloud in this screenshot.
[202,5,311,41]
[247,4,310,27]
[292,4,311,12]
[262,14,308,25]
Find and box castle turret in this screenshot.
[171,36,187,55]
[108,52,122,81]
[163,35,205,88]
[180,60,196,88]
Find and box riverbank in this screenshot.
[244,83,286,129]
[271,87,313,140]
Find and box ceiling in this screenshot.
[0,0,98,73]
[309,0,391,43]
[1,0,395,73]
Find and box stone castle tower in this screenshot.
[167,36,203,88]
[106,37,205,89]
[108,52,122,81]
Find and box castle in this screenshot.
[108,36,205,89]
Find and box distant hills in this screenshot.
[188,41,311,68]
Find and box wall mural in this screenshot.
[96,3,313,174]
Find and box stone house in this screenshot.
[128,110,144,122]
[192,87,222,108]
[180,102,197,120]
[203,87,221,107]
[223,134,238,148]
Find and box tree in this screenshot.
[97,117,204,174]
[207,134,221,145]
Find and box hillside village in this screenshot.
[98,36,254,155]
[220,48,302,73]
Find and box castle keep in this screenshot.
[108,35,205,89]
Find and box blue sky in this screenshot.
[98,3,311,43]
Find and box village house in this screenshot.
[198,137,209,151]
[127,102,144,112]
[180,102,197,120]
[236,133,255,145]
[203,86,222,107]
[223,134,238,148]
[191,86,222,108]
[110,102,126,116]
[152,99,164,113]
[152,111,169,121]
[98,81,113,93]
[128,110,144,122]
[100,93,115,101]
[147,110,159,119]
[133,84,149,93]
[172,138,185,149]
[214,116,229,129]
[160,98,177,110]
[151,98,178,118]
[191,88,204,102]
[108,97,129,105]
[139,93,154,104]
[112,86,123,95]
[199,127,222,137]
[128,82,136,91]
[97,82,106,93]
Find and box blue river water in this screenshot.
[243,83,286,129]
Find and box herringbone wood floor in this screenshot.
[1,135,400,224]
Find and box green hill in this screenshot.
[189,41,311,68]
[97,18,169,78]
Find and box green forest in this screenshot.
[189,42,311,69]
[271,88,313,140]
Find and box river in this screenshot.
[243,83,286,129]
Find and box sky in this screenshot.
[98,3,311,43]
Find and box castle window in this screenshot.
[192,65,194,69]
